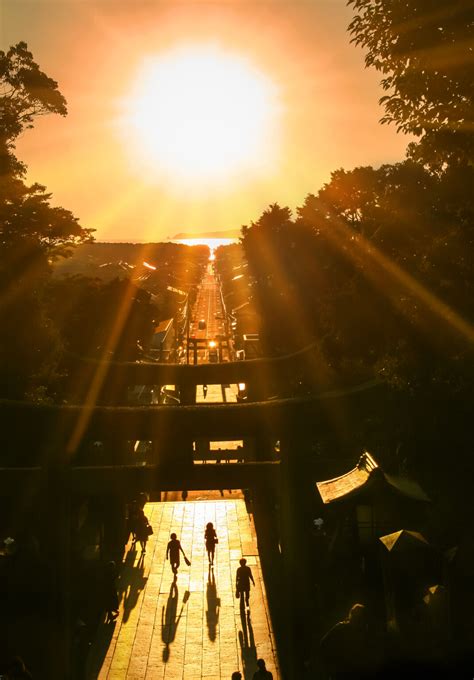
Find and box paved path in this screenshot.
[89,500,279,680]
[189,264,226,344]
[188,264,234,363]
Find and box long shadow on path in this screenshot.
[206,566,220,641]
[239,599,257,680]
[121,550,148,623]
[86,618,116,679]
[161,579,190,662]
[85,547,147,678]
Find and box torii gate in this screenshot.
[0,350,385,679]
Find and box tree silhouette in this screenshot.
[0,42,93,399]
[0,42,67,146]
[348,0,474,169]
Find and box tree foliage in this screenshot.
[241,204,324,355]
[0,42,67,147]
[241,161,473,389]
[348,0,474,168]
[48,276,158,361]
[0,43,92,399]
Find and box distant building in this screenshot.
[150,318,175,361]
[242,333,262,359]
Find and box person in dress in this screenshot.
[135,508,151,553]
[205,522,218,565]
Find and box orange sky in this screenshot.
[3,1,411,242]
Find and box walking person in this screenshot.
[128,500,139,544]
[203,384,208,399]
[205,521,218,565]
[235,558,255,608]
[253,659,273,680]
[166,532,190,576]
[135,507,152,553]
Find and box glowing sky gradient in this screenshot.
[119,45,281,190]
[3,0,412,242]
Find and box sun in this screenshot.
[119,45,281,190]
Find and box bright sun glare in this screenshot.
[119,46,281,189]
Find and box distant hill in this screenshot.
[171,229,241,240]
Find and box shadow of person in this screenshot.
[239,591,246,616]
[206,566,220,641]
[239,609,257,680]
[162,581,190,661]
[122,551,148,623]
[85,616,116,679]
[116,546,136,597]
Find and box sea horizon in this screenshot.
[96,236,239,247]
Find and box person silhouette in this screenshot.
[236,558,255,608]
[252,658,273,680]
[166,532,188,575]
[205,521,218,565]
[135,507,151,553]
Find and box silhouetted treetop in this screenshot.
[238,155,473,387]
[0,41,67,147]
[348,0,474,168]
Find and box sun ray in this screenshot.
[303,205,474,346]
[65,241,157,456]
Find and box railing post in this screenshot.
[178,380,196,405]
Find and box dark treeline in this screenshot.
[240,161,473,387]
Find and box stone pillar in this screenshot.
[254,431,273,462]
[279,432,314,679]
[178,381,196,405]
[246,380,266,402]
[43,461,72,679]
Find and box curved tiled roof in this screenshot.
[316,452,429,504]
